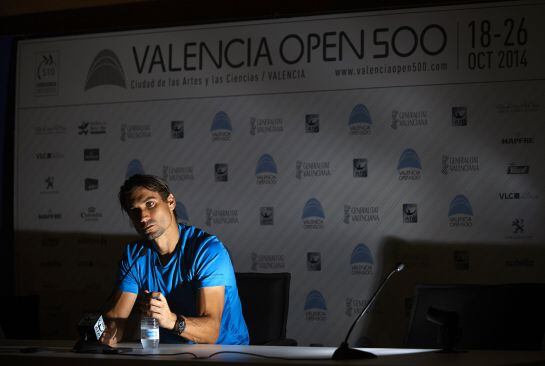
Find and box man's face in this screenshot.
[126,187,176,240]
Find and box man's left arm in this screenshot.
[145,286,224,344]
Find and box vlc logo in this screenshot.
[84,49,127,91]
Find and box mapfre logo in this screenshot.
[84,49,127,91]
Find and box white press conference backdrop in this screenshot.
[14,1,545,345]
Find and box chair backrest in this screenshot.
[235,272,291,345]
[406,283,545,350]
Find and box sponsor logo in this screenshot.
[259,207,274,225]
[33,121,66,135]
[84,49,127,91]
[78,120,106,135]
[36,152,64,160]
[498,192,539,200]
[38,209,62,220]
[40,176,59,194]
[441,154,479,174]
[175,201,190,224]
[296,160,331,180]
[85,178,99,191]
[506,218,532,240]
[304,290,327,321]
[348,104,372,135]
[391,109,428,129]
[162,165,194,182]
[501,136,535,144]
[171,121,184,138]
[448,195,473,227]
[211,111,232,141]
[250,117,283,135]
[121,123,151,141]
[505,258,534,268]
[305,114,319,133]
[453,250,469,270]
[76,260,97,268]
[398,149,422,180]
[40,260,62,268]
[215,163,228,182]
[307,252,321,271]
[35,51,59,96]
[512,218,524,234]
[345,297,369,317]
[353,158,368,178]
[76,236,107,247]
[302,198,325,229]
[81,207,103,221]
[343,205,380,224]
[451,106,467,126]
[496,101,540,114]
[403,204,418,223]
[251,252,285,271]
[350,243,374,275]
[41,237,60,247]
[83,148,100,161]
[507,163,530,175]
[205,208,239,226]
[256,154,278,184]
[126,159,145,179]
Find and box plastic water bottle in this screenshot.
[140,317,160,348]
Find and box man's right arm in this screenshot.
[100,290,138,346]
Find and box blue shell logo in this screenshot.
[348,104,373,126]
[175,201,189,223]
[350,243,374,265]
[125,159,145,179]
[398,148,422,170]
[256,154,277,175]
[211,111,232,132]
[84,49,127,91]
[302,198,325,220]
[304,290,327,311]
[448,195,473,217]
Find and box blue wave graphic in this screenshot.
[348,104,372,126]
[175,201,189,222]
[84,49,126,90]
[125,159,145,179]
[304,290,327,310]
[350,243,374,265]
[448,194,473,216]
[397,148,422,170]
[302,198,325,219]
[256,154,277,175]
[211,111,232,132]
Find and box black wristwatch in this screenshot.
[173,315,186,335]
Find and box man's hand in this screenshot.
[140,291,177,330]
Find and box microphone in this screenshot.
[73,244,146,353]
[332,262,405,360]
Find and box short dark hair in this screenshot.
[118,174,173,213]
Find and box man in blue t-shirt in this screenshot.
[100,174,248,345]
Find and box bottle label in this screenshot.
[142,328,159,339]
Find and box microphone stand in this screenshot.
[332,263,405,360]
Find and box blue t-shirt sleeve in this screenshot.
[117,244,141,294]
[193,237,232,288]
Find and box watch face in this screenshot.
[177,317,185,333]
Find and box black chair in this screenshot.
[235,272,297,346]
[406,283,545,350]
[0,295,40,339]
